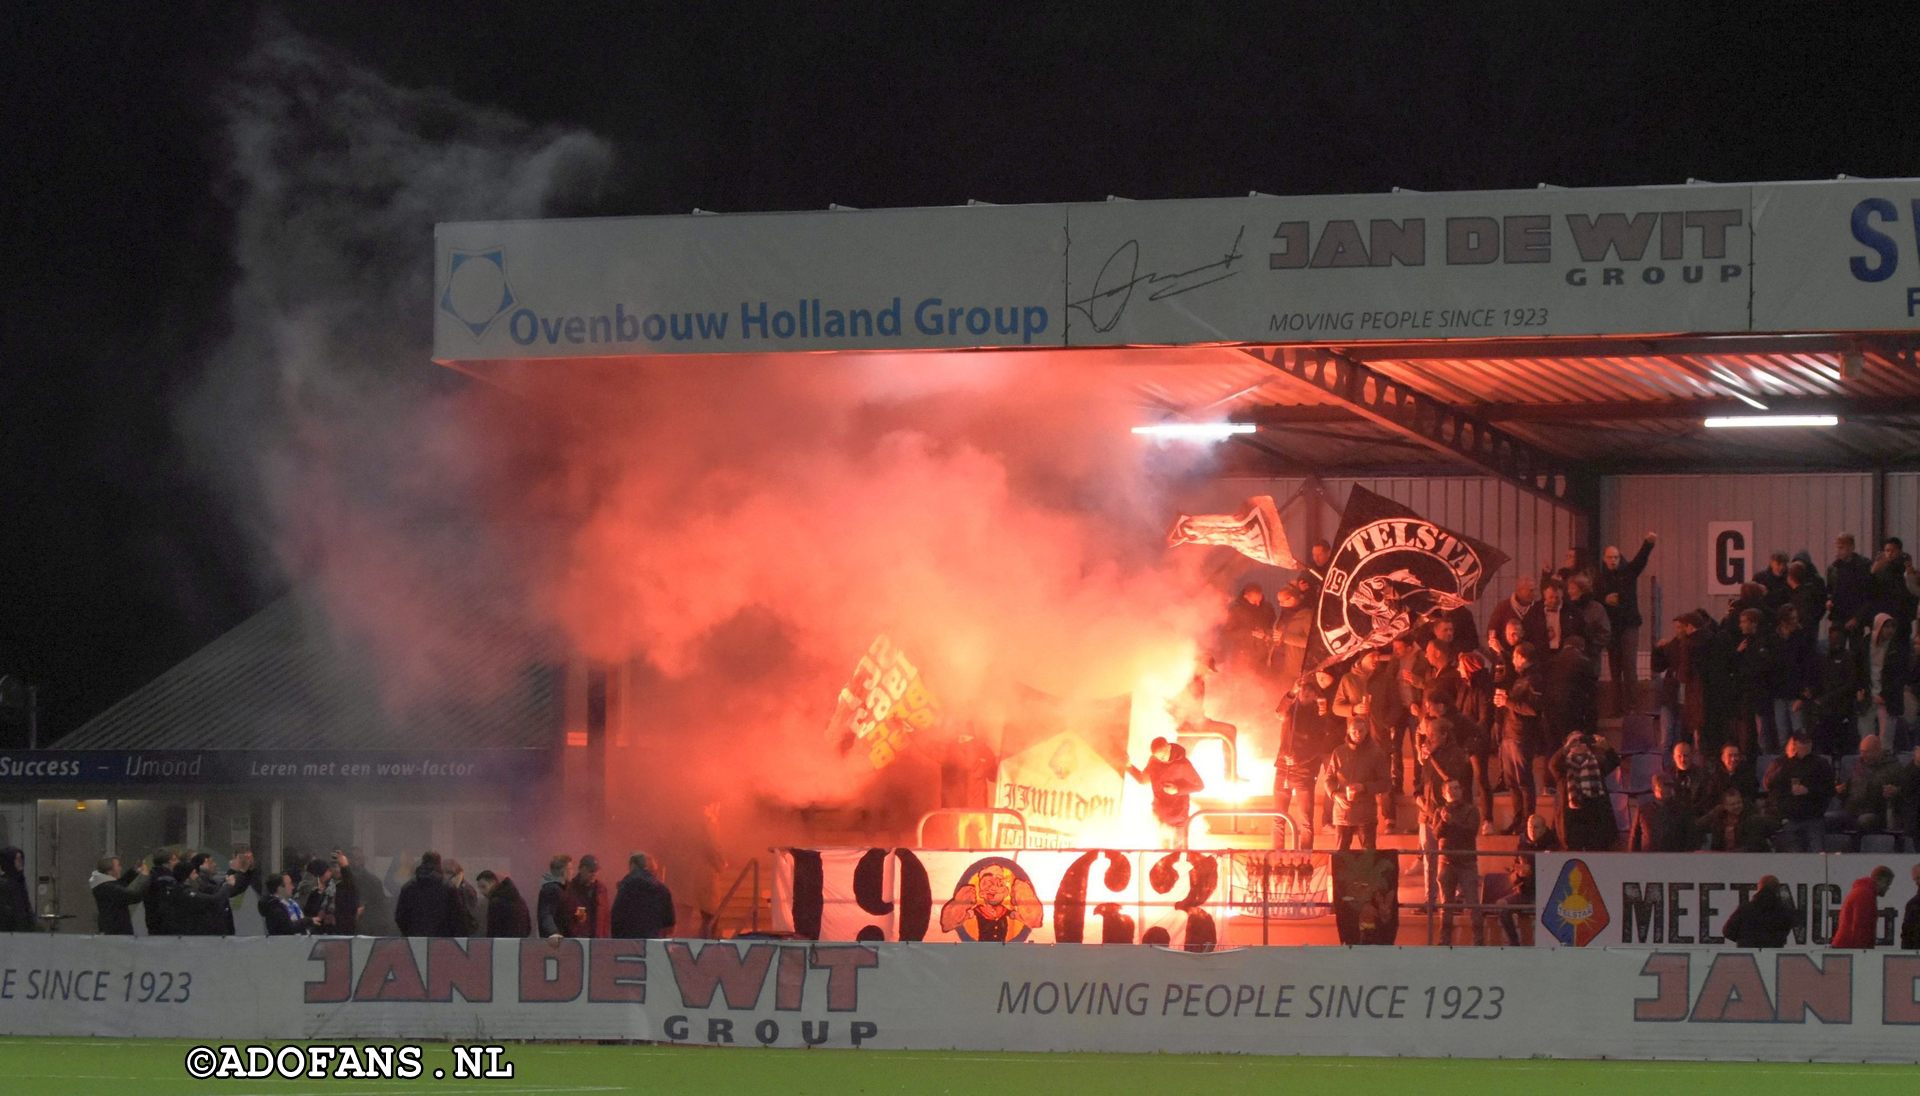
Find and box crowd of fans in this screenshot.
[1214,530,1920,861]
[0,842,677,939]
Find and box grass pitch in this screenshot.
[0,1038,1914,1095]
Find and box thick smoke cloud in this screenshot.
[185,24,1236,898]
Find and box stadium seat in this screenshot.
[1618,710,1662,755]
[1822,833,1855,853]
[1859,833,1901,854]
[1839,753,1861,786]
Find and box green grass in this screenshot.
[0,1038,1915,1095]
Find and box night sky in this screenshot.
[4,3,1919,739]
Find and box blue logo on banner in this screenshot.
[440,249,515,336]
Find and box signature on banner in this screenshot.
[828,635,941,769]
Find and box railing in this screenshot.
[1176,730,1240,782]
[704,858,762,938]
[1186,808,1297,852]
[915,807,1031,849]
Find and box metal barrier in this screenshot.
[704,858,762,938]
[1186,807,1297,851]
[915,807,1030,849]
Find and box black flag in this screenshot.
[1303,486,1509,675]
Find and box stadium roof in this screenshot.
[60,593,557,751]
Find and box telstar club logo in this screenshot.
[1542,858,1611,947]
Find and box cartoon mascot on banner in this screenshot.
[939,857,1044,942]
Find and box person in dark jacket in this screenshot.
[144,849,181,935]
[1702,787,1776,852]
[1221,583,1275,671]
[346,846,393,936]
[0,845,35,931]
[1629,776,1699,852]
[1871,537,1916,623]
[1492,641,1544,833]
[1543,637,1599,745]
[1727,608,1775,756]
[1765,732,1836,851]
[1828,534,1875,633]
[1705,742,1762,807]
[1324,718,1390,851]
[1787,557,1827,637]
[302,852,362,935]
[260,871,312,936]
[1766,607,1817,747]
[609,852,677,939]
[1811,622,1862,757]
[538,854,580,942]
[1668,741,1716,819]
[1453,650,1497,832]
[1127,737,1206,848]
[1758,552,1792,610]
[1277,671,1343,849]
[1596,533,1657,714]
[1723,875,1798,948]
[89,855,151,934]
[171,854,236,936]
[567,855,607,939]
[476,871,532,938]
[393,851,465,937]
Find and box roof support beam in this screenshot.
[1241,346,1597,526]
[1239,394,1920,426]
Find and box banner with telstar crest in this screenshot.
[1307,486,1508,671]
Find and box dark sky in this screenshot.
[4,2,1919,739]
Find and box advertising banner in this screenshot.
[4,935,1920,1062]
[0,749,548,788]
[1752,180,1920,333]
[436,180,1920,360]
[1535,852,1920,948]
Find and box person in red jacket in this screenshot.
[1831,866,1894,949]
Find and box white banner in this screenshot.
[1534,852,1920,948]
[435,180,1920,360]
[3,935,1919,1062]
[1753,181,1920,332]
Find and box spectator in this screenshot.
[1549,728,1620,851]
[1861,613,1909,747]
[1787,556,1827,637]
[1629,775,1699,852]
[394,851,467,938]
[1493,641,1543,832]
[1831,866,1894,949]
[1336,648,1410,831]
[1723,875,1797,948]
[300,851,361,935]
[1843,735,1906,833]
[1828,534,1874,633]
[610,852,677,939]
[260,871,311,936]
[1812,622,1863,757]
[144,849,181,935]
[476,870,532,938]
[1544,636,1599,747]
[1538,579,1571,652]
[1453,651,1497,832]
[171,853,235,936]
[1768,606,1817,745]
[1431,780,1484,946]
[0,846,36,931]
[1495,816,1559,946]
[1127,737,1205,849]
[1902,864,1920,950]
[1222,583,1274,671]
[1706,743,1761,807]
[1758,552,1792,609]
[564,856,602,944]
[347,846,393,936]
[1901,745,1920,837]
[1278,672,1343,849]
[1669,741,1716,818]
[538,854,579,942]
[1486,576,1542,654]
[1703,787,1775,852]
[1659,610,1714,752]
[1728,609,1776,755]
[1596,533,1657,713]
[1413,694,1475,816]
[1297,539,1333,599]
[89,855,151,935]
[449,859,483,936]
[1767,732,1836,851]
[1324,718,1390,851]
[1413,639,1462,711]
[1872,537,1916,623]
[1564,574,1613,658]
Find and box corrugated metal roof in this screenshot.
[61,594,558,751]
